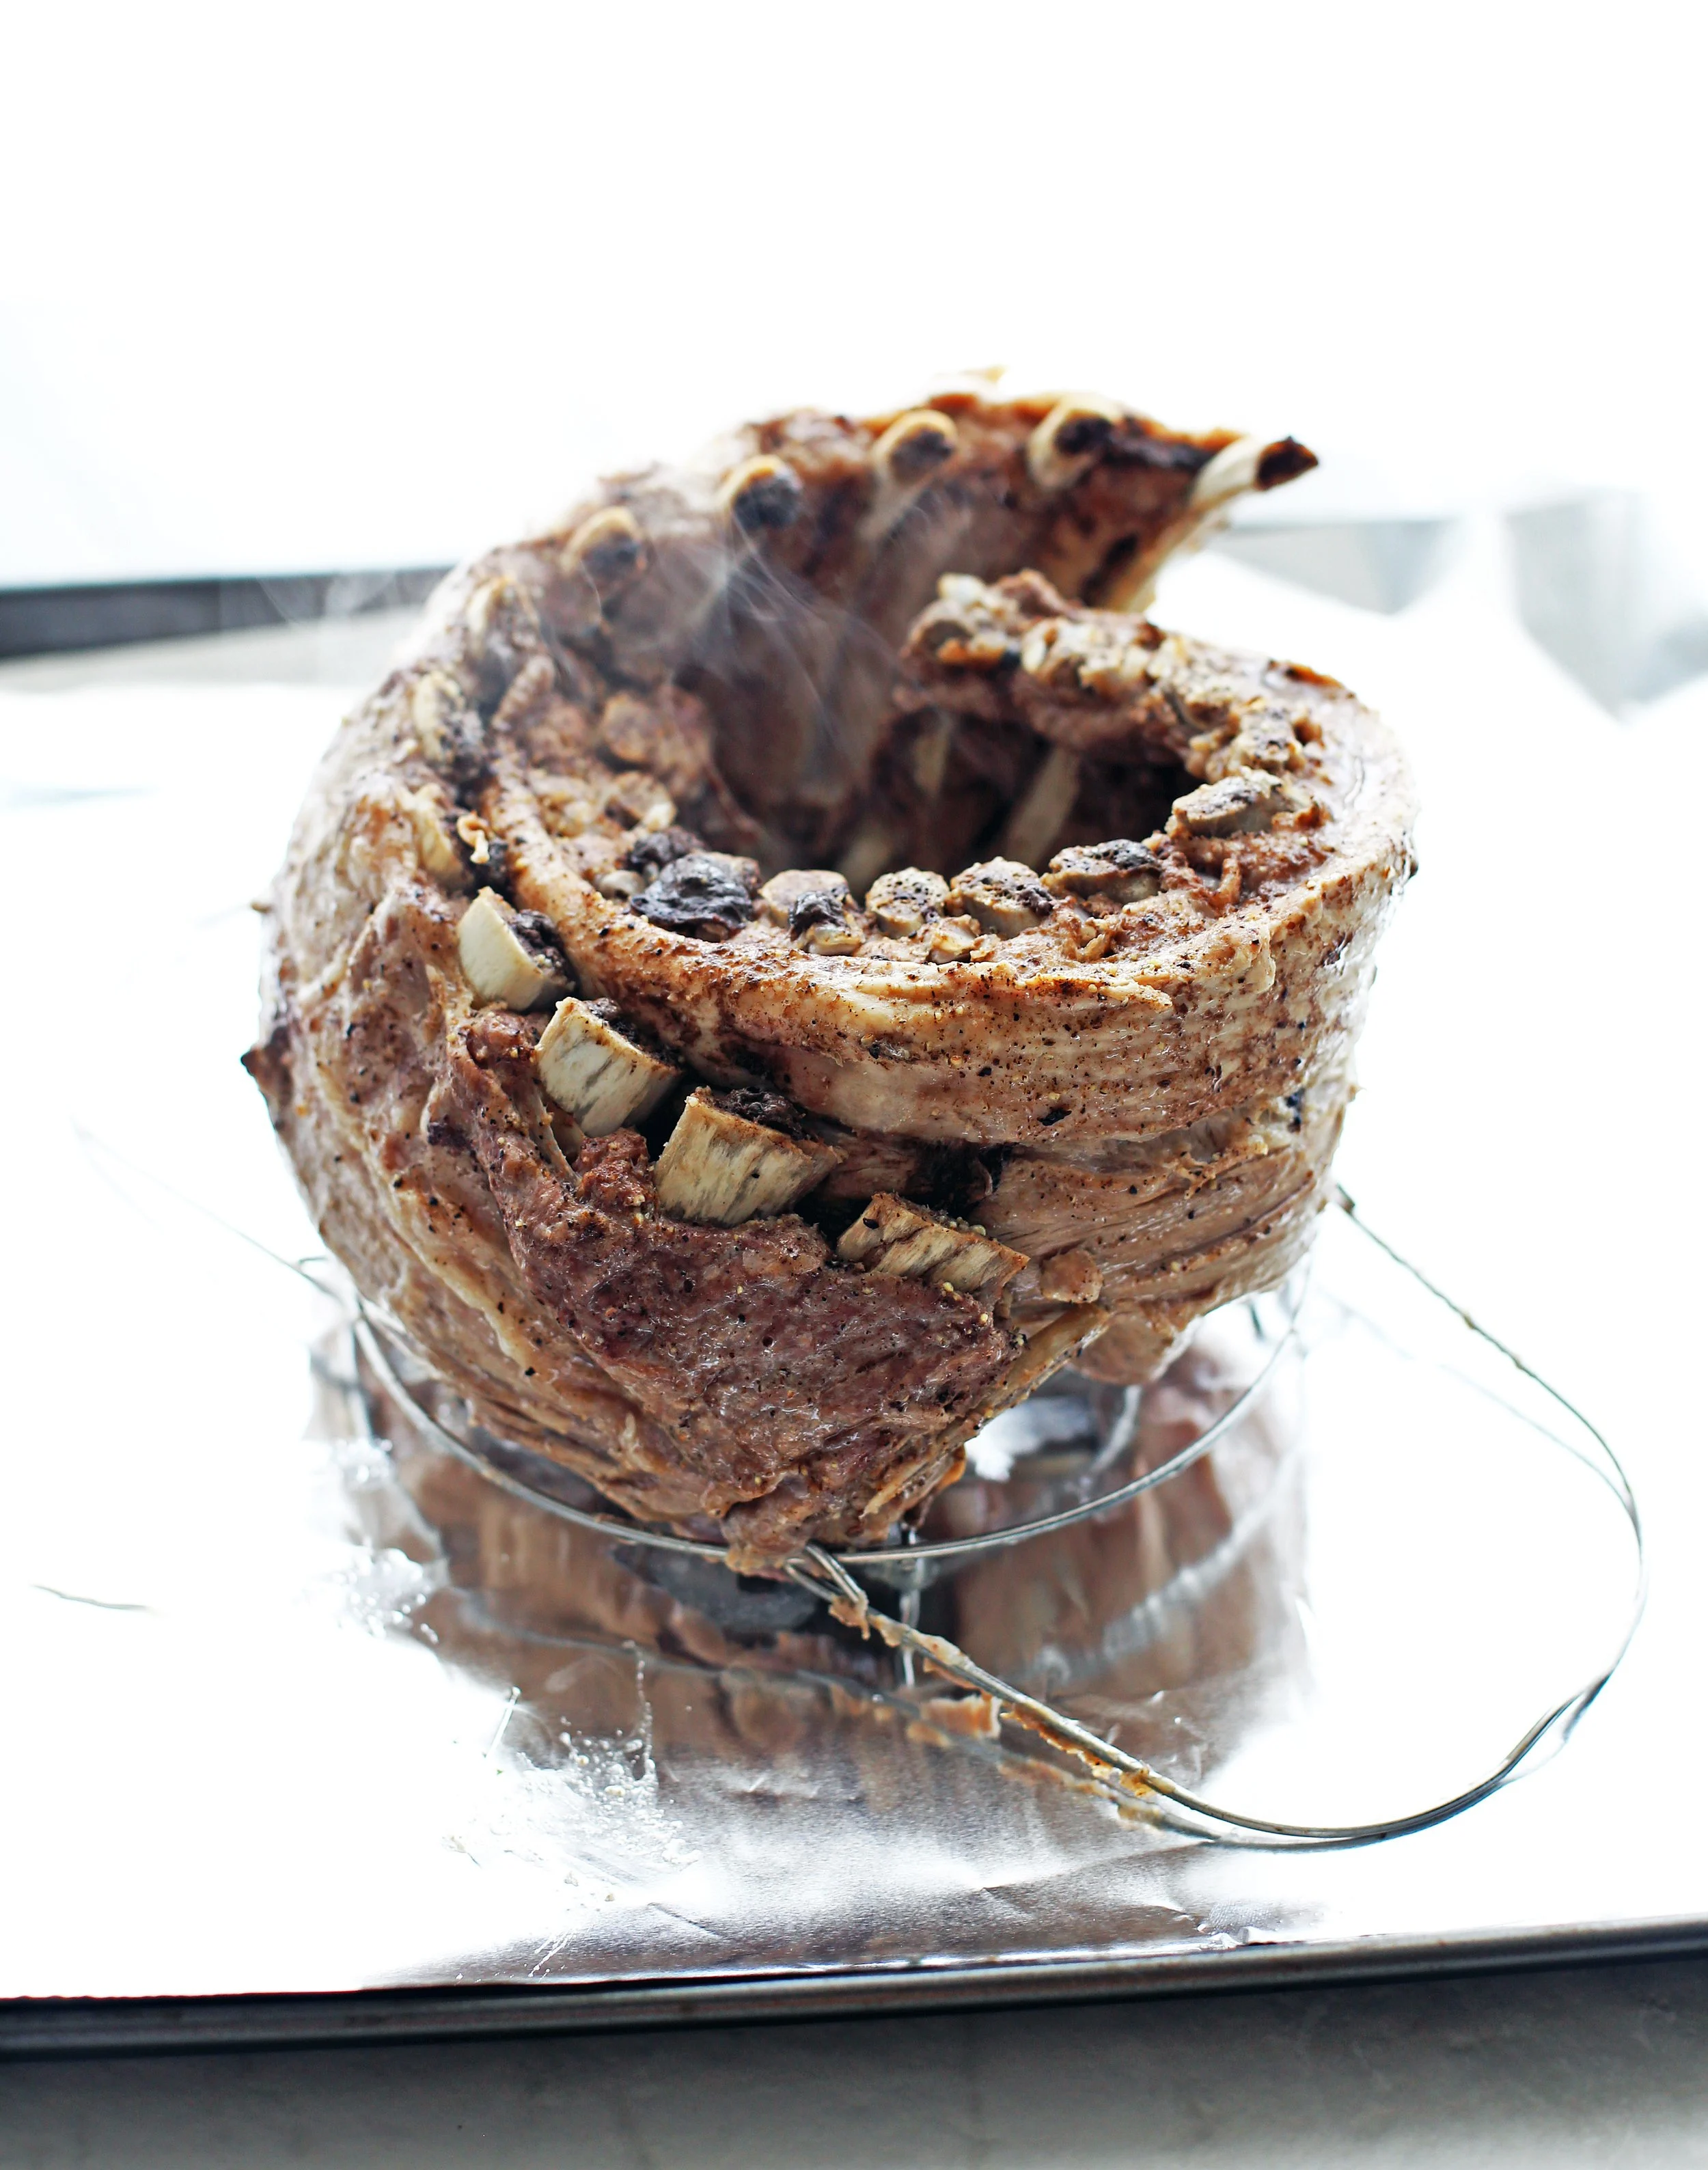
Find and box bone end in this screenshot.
[717,454,803,534]
[560,505,648,589]
[870,408,959,489]
[838,1194,1028,1303]
[457,889,570,1010]
[654,1090,839,1225]
[536,998,678,1137]
[1027,395,1124,492]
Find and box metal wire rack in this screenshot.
[350,1194,1644,1849]
[354,1270,1305,1585]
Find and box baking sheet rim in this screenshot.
[9,1914,1708,2060]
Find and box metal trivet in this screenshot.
[350,1193,1646,1848]
[353,1275,1305,1585]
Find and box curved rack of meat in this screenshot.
[246,379,1416,1563]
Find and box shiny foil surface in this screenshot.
[3,556,1705,2009]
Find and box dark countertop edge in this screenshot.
[7,1917,1708,2061]
[0,571,452,661]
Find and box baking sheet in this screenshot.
[3,542,1705,2047]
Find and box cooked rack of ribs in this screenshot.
[246,379,1414,1564]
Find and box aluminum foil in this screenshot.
[1219,491,1708,713]
[0,620,1696,2009]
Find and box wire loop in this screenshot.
[354,1196,1644,1848]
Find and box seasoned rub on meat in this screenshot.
[247,378,1413,1561]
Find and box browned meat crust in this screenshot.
[442,1012,1016,1552]
[248,379,1411,1558]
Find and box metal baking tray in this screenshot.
[1,608,1701,2057]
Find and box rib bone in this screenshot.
[1001,1302,1114,1399]
[399,786,469,887]
[560,505,647,588]
[786,877,866,954]
[456,888,570,1010]
[758,868,849,926]
[870,408,959,487]
[1170,771,1286,838]
[997,745,1082,867]
[1027,394,1124,491]
[944,858,1054,937]
[536,998,678,1137]
[1043,839,1163,903]
[653,1089,840,1225]
[838,1194,1026,1303]
[865,867,948,937]
[717,454,803,534]
[409,670,477,765]
[1187,435,1265,510]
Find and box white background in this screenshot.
[3,0,1707,585]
